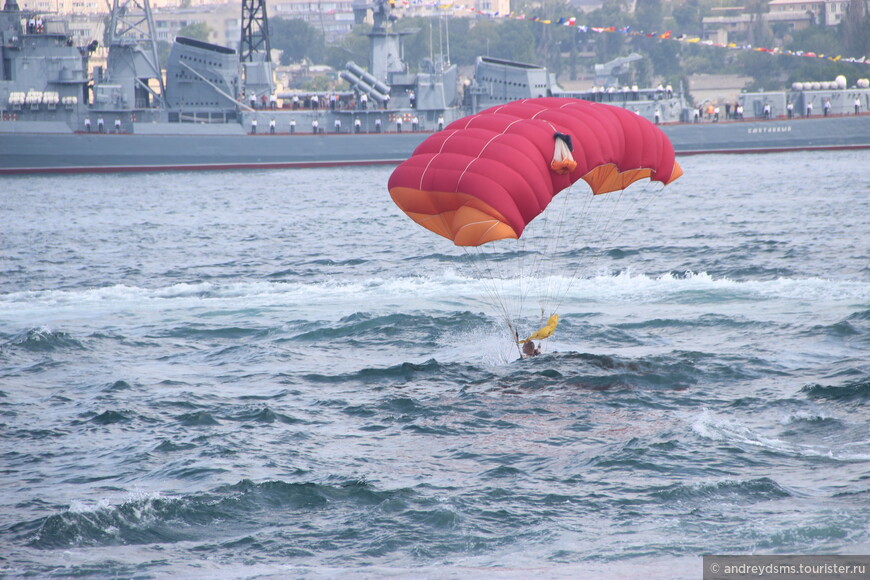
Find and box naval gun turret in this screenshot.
[594,52,642,88]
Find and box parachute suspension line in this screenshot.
[514,234,533,353]
[546,183,602,322]
[539,182,575,321]
[510,180,582,352]
[517,188,560,334]
[555,187,633,314]
[591,182,667,254]
[550,182,669,316]
[512,119,578,338]
[462,244,524,357]
[524,197,551,317]
[463,246,507,322]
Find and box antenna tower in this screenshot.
[108,0,165,102]
[241,0,271,63]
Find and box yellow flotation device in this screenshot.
[518,314,559,344]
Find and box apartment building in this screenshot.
[702,0,853,43]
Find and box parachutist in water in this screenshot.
[522,341,541,358]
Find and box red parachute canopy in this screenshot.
[388,97,683,247]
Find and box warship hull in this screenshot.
[3,114,869,175]
[662,114,870,155]
[0,124,432,174]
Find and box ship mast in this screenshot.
[353,0,413,84]
[240,0,274,101]
[107,0,165,108]
[241,0,271,63]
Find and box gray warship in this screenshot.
[2,0,870,175]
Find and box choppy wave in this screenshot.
[802,378,870,402]
[3,159,870,577]
[692,408,870,462]
[2,327,86,352]
[651,477,791,503]
[1,271,867,316]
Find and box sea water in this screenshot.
[1,151,868,579]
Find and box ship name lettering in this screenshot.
[747,126,792,134]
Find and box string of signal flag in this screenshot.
[397,1,870,68]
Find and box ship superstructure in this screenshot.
[0,0,89,124]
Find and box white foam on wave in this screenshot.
[66,488,164,516]
[1,270,866,325]
[778,408,835,426]
[692,408,870,462]
[419,268,869,304]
